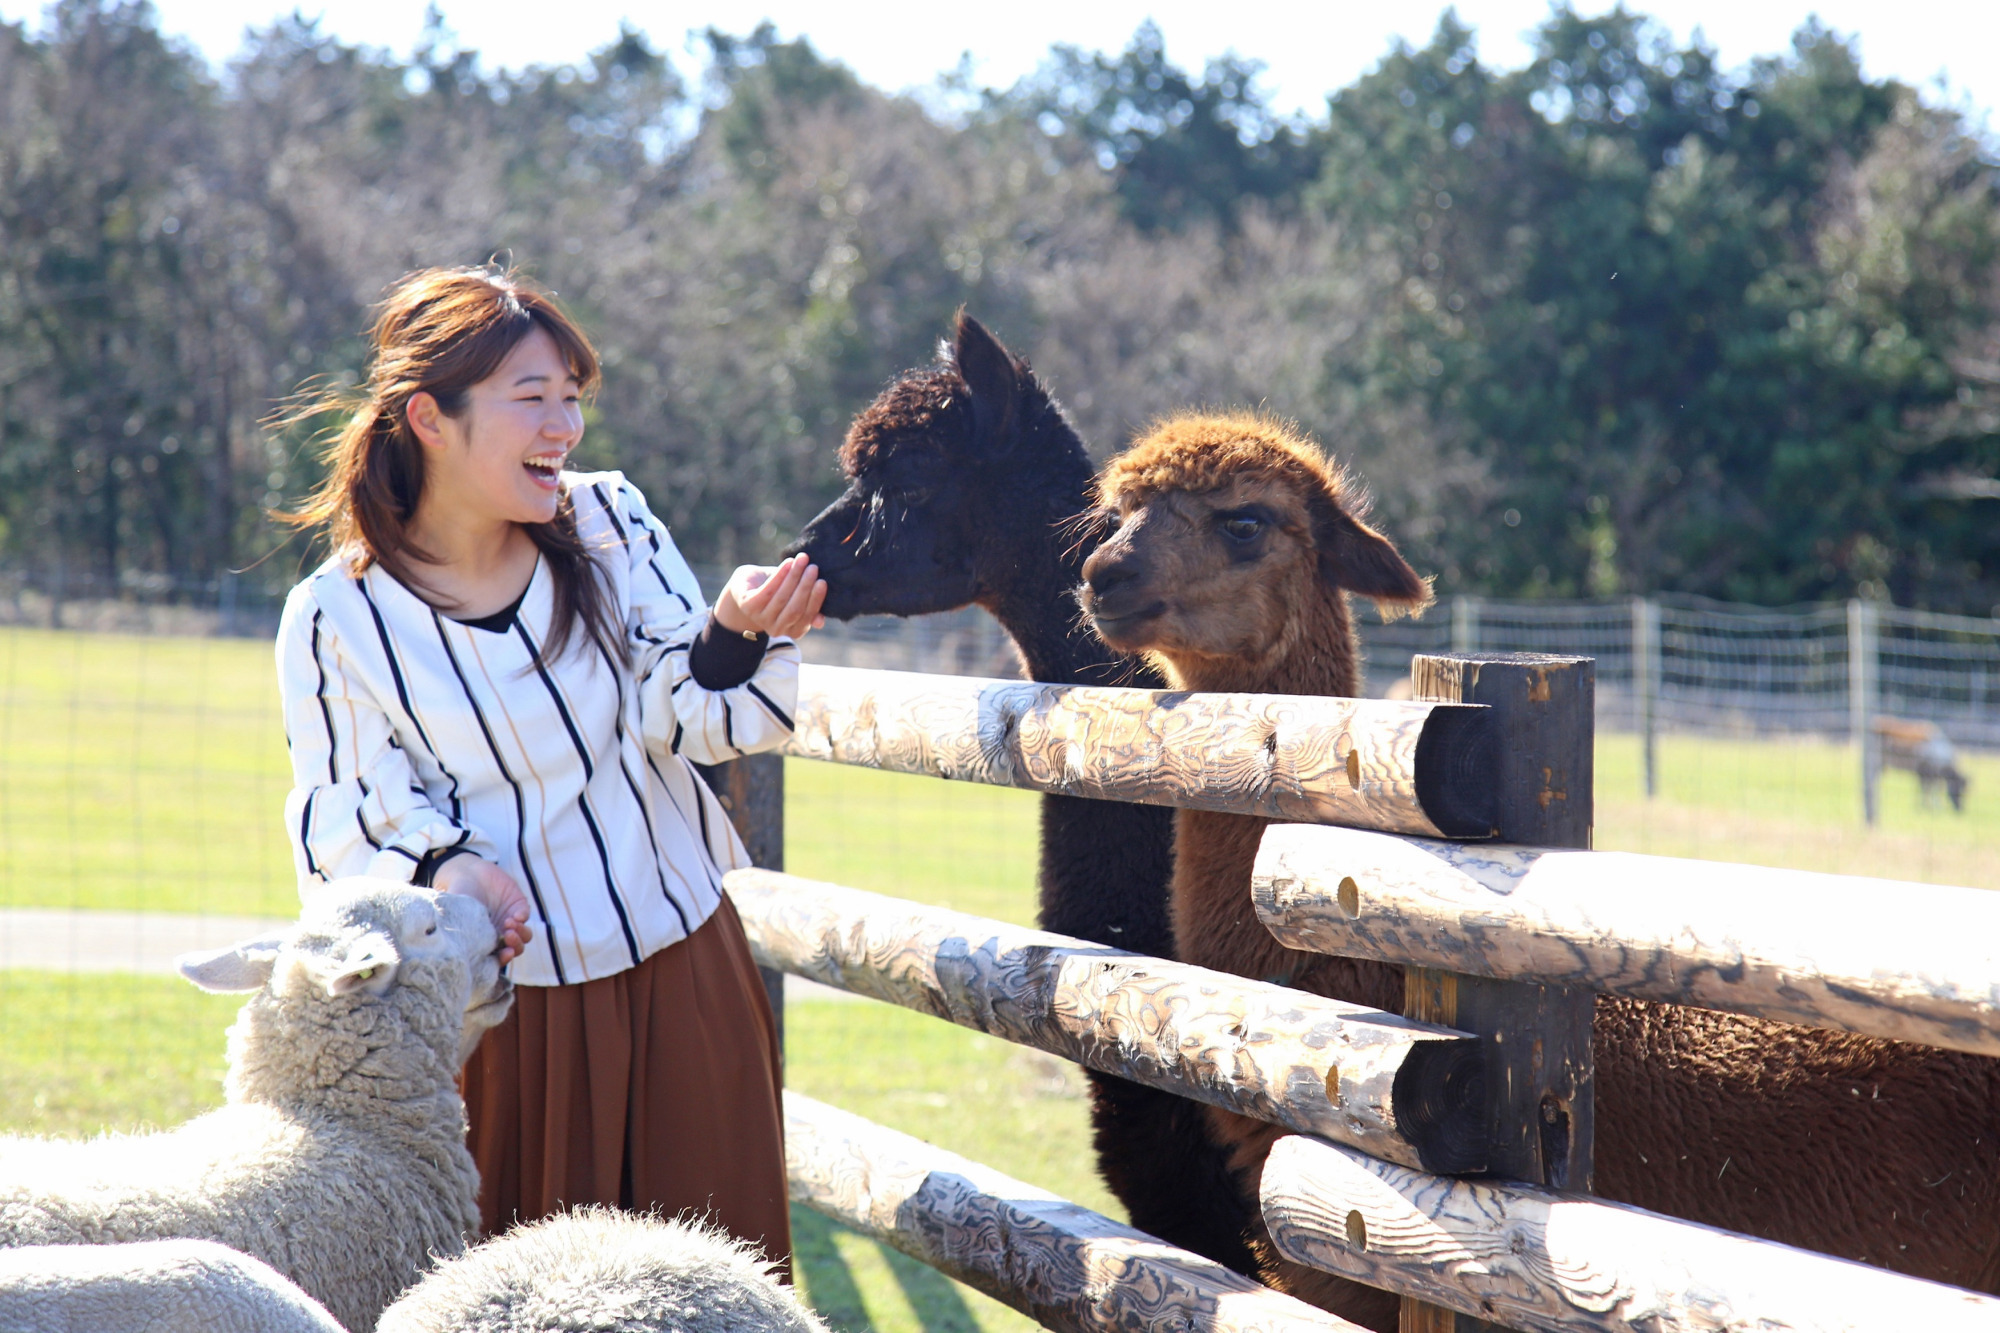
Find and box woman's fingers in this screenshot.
[728,556,821,637]
[774,570,828,638]
[437,856,535,964]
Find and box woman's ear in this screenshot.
[405,392,451,451]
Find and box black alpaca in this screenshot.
[786,313,1255,1273]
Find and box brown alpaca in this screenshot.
[1080,412,2000,1329]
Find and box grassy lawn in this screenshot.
[1,623,1996,1330]
[0,627,297,917]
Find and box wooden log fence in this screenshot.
[785,1091,1369,1333]
[1252,824,2000,1057]
[727,868,1488,1173]
[780,663,1498,838]
[719,651,1998,1333]
[1259,1134,2000,1332]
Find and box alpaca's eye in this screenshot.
[426,924,437,936]
[1220,514,1264,542]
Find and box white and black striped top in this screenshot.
[275,471,799,986]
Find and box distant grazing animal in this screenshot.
[1082,412,2000,1327]
[1873,716,1969,811]
[0,881,515,1333]
[785,313,1253,1272]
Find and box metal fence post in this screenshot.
[1632,596,1661,799]
[1449,595,1481,654]
[1848,599,1879,827]
[695,752,787,1061]
[1402,651,1596,1333]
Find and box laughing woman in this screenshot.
[273,266,823,1267]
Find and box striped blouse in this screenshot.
[275,470,799,986]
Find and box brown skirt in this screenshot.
[462,896,790,1276]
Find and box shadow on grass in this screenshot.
[790,1204,985,1333]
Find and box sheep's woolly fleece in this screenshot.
[0,880,512,1333]
[376,1208,828,1333]
[0,1239,344,1333]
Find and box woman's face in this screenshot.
[420,326,584,528]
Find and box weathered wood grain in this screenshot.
[1261,1134,2000,1332]
[1255,824,2000,1058]
[729,869,1487,1172]
[782,663,1496,838]
[1404,652,1599,1333]
[786,1093,1369,1333]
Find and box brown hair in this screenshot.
[278,266,620,667]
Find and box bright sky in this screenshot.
[6,0,1994,125]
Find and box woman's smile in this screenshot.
[524,450,569,490]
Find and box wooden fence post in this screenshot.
[1848,598,1880,827]
[1399,652,1595,1333]
[695,752,787,1058]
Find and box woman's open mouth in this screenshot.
[524,454,566,488]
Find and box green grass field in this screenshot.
[0,622,1995,1331]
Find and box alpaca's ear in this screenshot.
[1310,493,1433,613]
[952,310,1023,453]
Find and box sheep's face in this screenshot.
[1080,414,1430,682]
[180,880,515,1079]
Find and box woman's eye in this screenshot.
[1221,515,1264,541]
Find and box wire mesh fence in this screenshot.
[7,564,1992,750]
[1357,594,2000,751]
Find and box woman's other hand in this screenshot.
[434,855,534,965]
[714,553,828,640]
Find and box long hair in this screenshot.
[277,266,621,667]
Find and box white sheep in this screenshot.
[0,1239,344,1333]
[0,879,513,1332]
[377,1206,827,1333]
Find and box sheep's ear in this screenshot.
[1310,493,1434,615]
[178,937,285,993]
[951,310,1024,454]
[315,933,403,997]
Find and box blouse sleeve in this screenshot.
[276,583,495,888]
[610,479,801,764]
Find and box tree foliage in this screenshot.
[0,1,1995,611]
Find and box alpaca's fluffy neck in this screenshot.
[980,418,1151,690]
[1160,582,1362,698]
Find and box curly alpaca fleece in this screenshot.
[377,1207,828,1333]
[0,881,513,1332]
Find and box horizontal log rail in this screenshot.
[782,663,1497,839]
[785,1093,1369,1333]
[1252,824,2000,1057]
[730,869,1488,1173]
[1259,1134,2000,1333]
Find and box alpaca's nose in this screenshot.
[1085,550,1141,599]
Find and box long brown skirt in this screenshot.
[462,896,790,1276]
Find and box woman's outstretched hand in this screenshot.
[434,855,534,965]
[714,553,828,640]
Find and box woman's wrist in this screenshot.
[415,845,477,888]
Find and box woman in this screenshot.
[274,265,822,1269]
